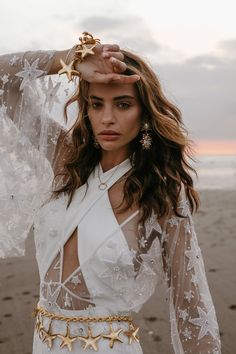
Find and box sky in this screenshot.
[0,0,236,154]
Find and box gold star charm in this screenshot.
[35,315,40,333]
[58,59,81,82]
[75,44,96,60]
[37,317,46,340]
[41,321,57,349]
[124,323,140,344]
[77,326,101,351]
[102,323,123,348]
[57,323,77,352]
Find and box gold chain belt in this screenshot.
[32,305,140,351]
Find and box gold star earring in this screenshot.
[140,122,152,150]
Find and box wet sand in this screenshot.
[0,190,235,353]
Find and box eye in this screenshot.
[117,102,131,109]
[90,102,102,109]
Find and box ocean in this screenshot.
[191,155,236,190]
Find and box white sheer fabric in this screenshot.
[0,51,221,353]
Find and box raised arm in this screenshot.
[160,184,221,353]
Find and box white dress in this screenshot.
[0,50,221,353]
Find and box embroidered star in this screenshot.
[168,216,180,227]
[57,325,77,351]
[15,58,45,90]
[178,198,190,216]
[178,308,189,321]
[185,238,201,271]
[1,74,9,85]
[182,327,192,340]
[78,326,101,351]
[9,55,19,66]
[184,290,194,303]
[46,282,61,306]
[191,273,199,286]
[100,251,134,287]
[63,292,72,308]
[102,323,123,348]
[123,324,140,344]
[145,211,162,238]
[188,306,218,340]
[184,221,192,235]
[139,238,162,275]
[44,77,61,112]
[70,274,81,286]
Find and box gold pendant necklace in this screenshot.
[97,163,120,190]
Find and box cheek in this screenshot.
[122,110,141,136]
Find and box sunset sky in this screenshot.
[0,0,235,155]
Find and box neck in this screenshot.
[100,149,130,173]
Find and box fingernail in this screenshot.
[113,76,121,81]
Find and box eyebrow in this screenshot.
[89,95,136,101]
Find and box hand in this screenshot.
[75,44,140,84]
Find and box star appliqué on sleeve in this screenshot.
[188,306,218,340]
[185,237,201,271]
[15,58,45,90]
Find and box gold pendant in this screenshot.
[102,323,123,348]
[57,323,77,352]
[41,321,58,349]
[77,325,101,351]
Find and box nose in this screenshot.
[101,104,115,125]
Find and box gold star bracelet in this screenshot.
[58,31,101,82]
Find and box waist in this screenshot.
[33,304,140,351]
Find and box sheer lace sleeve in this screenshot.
[0,50,73,258]
[160,184,221,353]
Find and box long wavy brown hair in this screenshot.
[52,49,200,224]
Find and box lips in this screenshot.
[99,130,120,135]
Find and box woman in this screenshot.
[0,33,221,353]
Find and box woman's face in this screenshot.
[87,82,142,157]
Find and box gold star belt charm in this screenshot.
[123,323,140,344]
[58,31,101,82]
[57,322,78,352]
[102,323,124,348]
[77,325,101,351]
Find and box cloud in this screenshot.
[76,16,182,62]
[156,40,236,140]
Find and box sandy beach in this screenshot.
[0,189,235,354]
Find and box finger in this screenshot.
[92,73,140,84]
[102,51,124,61]
[110,57,127,73]
[102,44,120,52]
[91,72,120,84]
[114,74,140,84]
